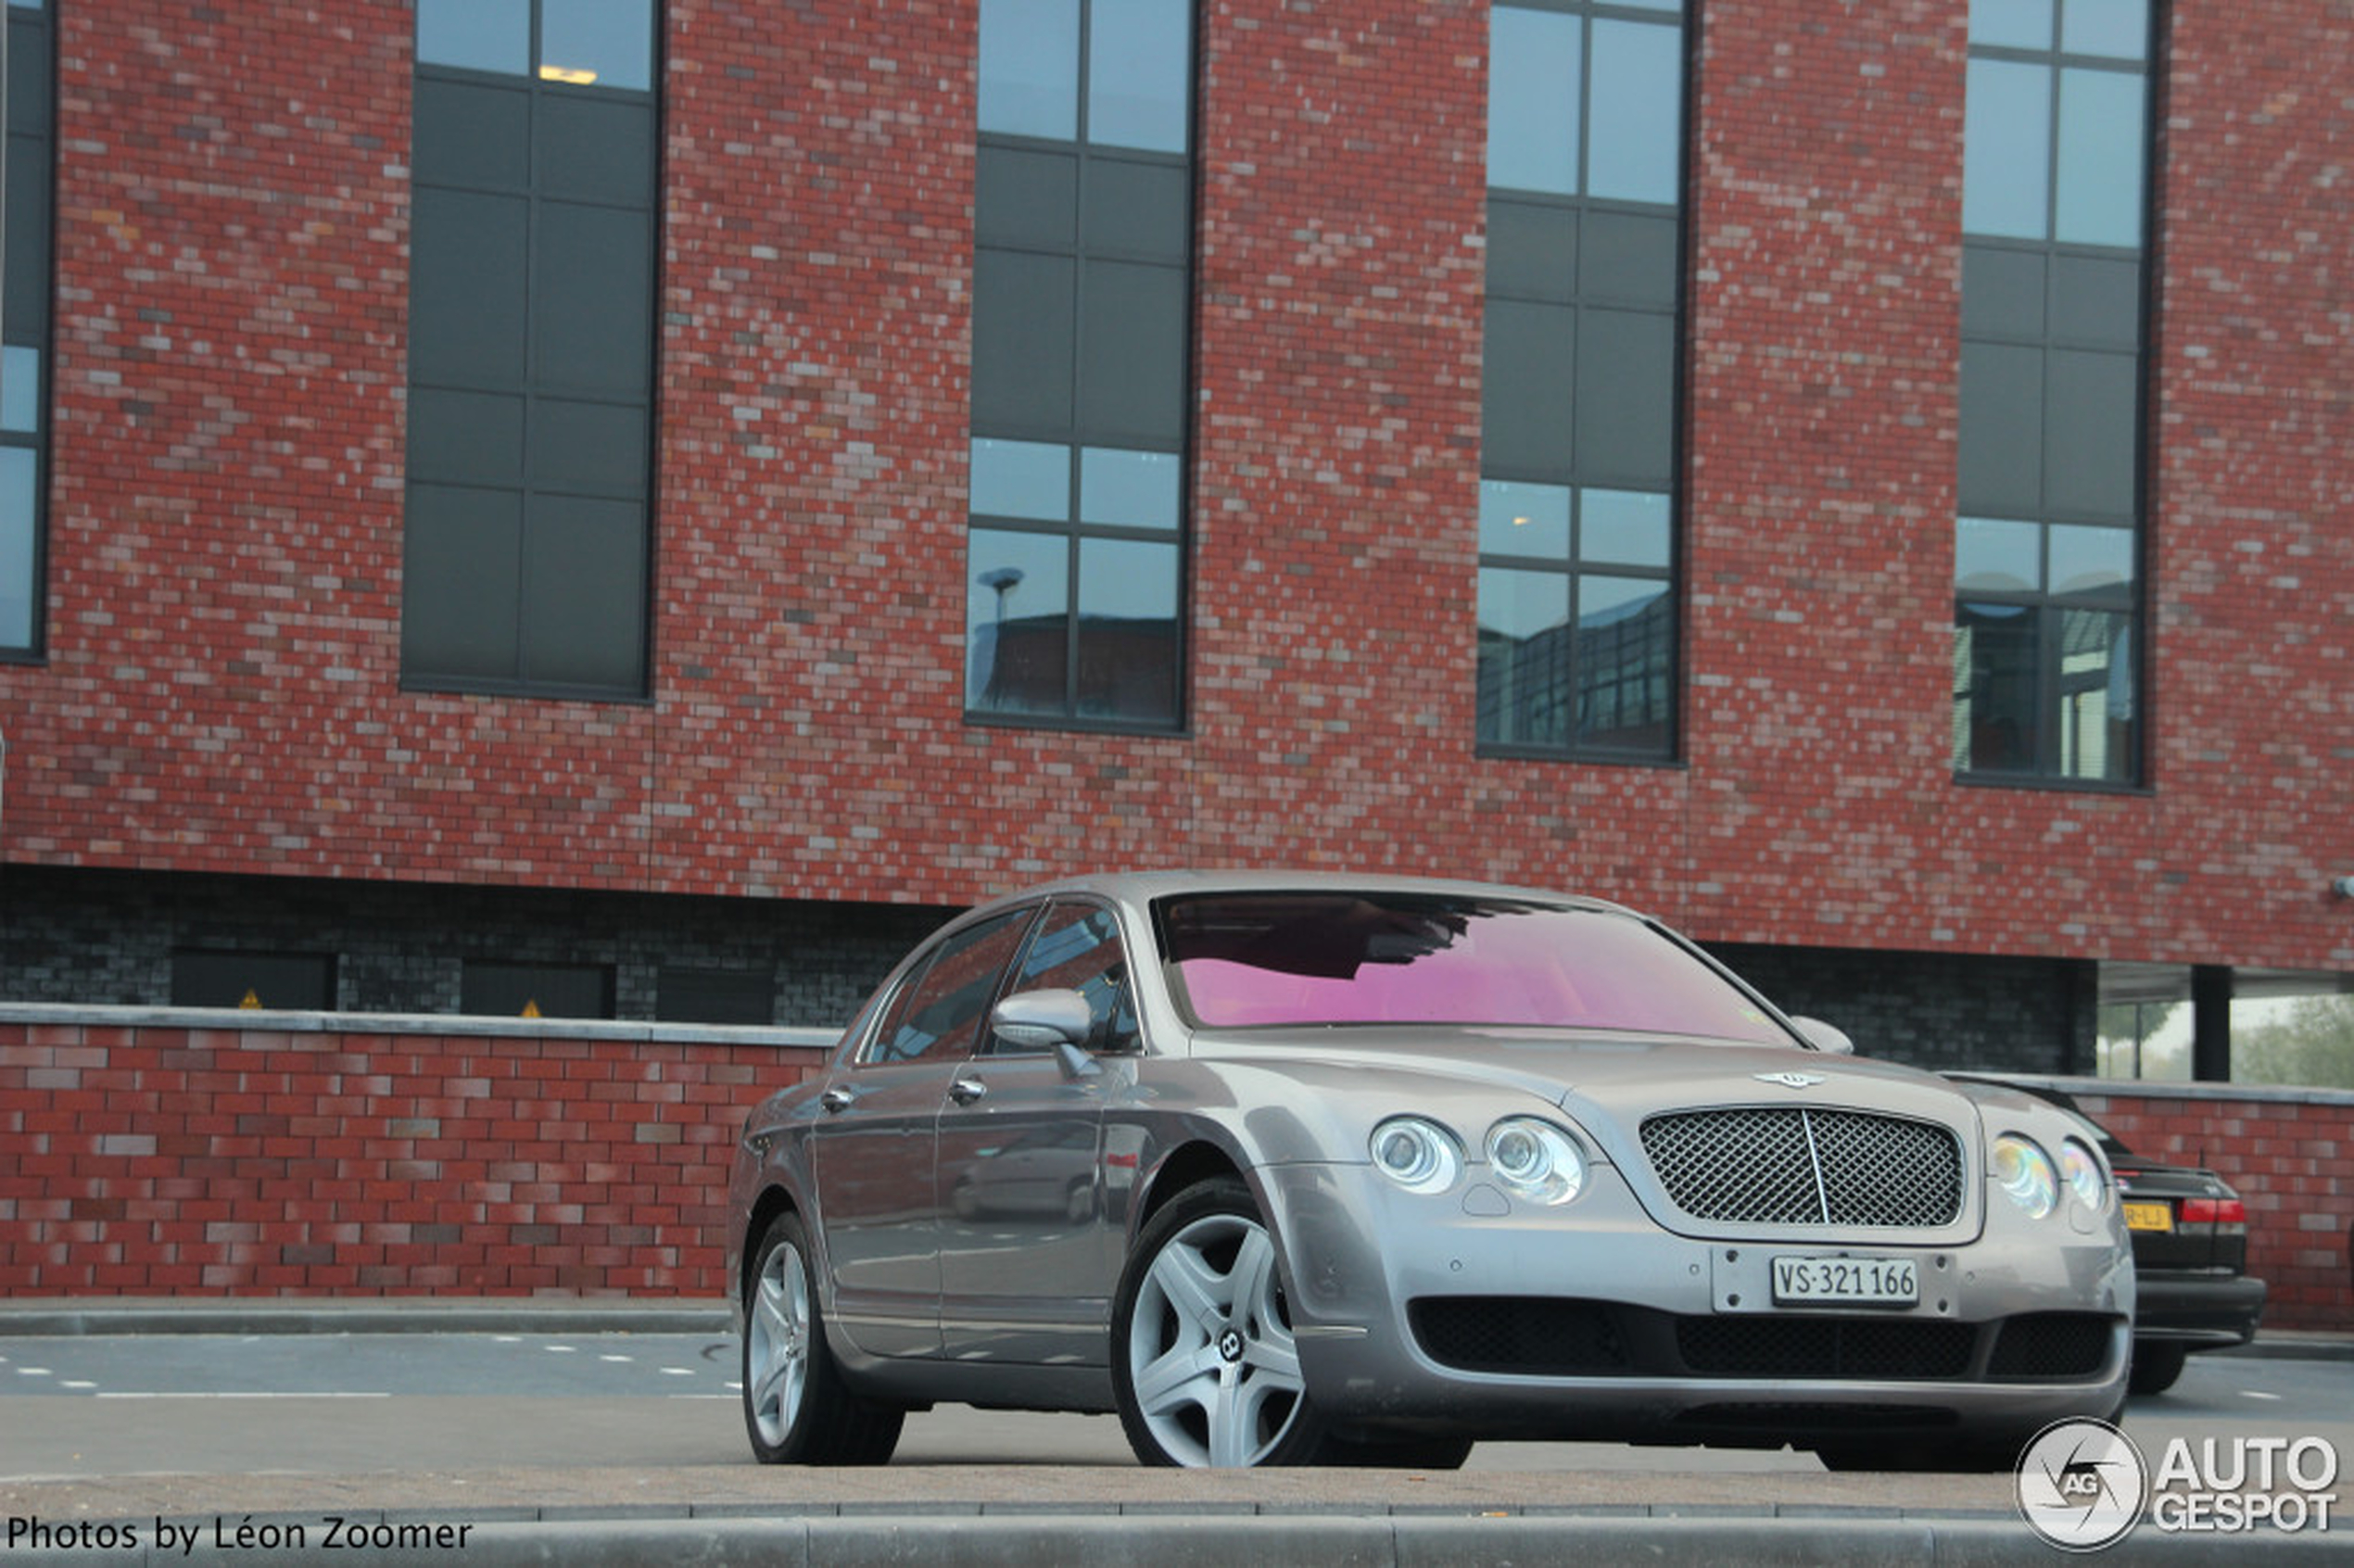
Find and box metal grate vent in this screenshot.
[1639,1107,1964,1228]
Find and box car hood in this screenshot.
[1191,1026,1987,1142]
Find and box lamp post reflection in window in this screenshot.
[979,565,1025,707]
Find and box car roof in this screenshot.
[968,868,1645,920]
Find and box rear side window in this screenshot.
[861,907,1038,1065]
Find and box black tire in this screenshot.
[741,1211,903,1465]
[1110,1177,1332,1467]
[2129,1341,2188,1397]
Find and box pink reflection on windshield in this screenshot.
[1174,906,1788,1043]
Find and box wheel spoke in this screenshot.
[1146,1238,1230,1325]
[1133,1338,1221,1418]
[1206,1369,1259,1467]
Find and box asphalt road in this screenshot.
[3,1330,2348,1479]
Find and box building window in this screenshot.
[655,966,774,1026]
[402,0,659,698]
[1478,0,1683,761]
[1955,0,2148,784]
[967,0,1192,730]
[171,951,338,1012]
[3,0,54,657]
[462,959,615,1018]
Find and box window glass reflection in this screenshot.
[1087,0,1190,153]
[1077,537,1179,723]
[1956,516,2043,592]
[541,0,653,90]
[2060,0,2147,61]
[1970,0,2053,50]
[1575,576,1670,748]
[1964,58,2051,238]
[1587,19,1682,204]
[2056,69,2144,247]
[1,346,36,433]
[1080,447,1180,529]
[1,448,35,647]
[1477,568,1571,748]
[417,0,530,75]
[1954,602,2041,772]
[968,530,1072,714]
[981,0,1080,140]
[1479,479,1571,559]
[1487,6,1579,196]
[2049,524,2133,595]
[972,437,1072,520]
[1580,488,1670,569]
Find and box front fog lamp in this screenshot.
[2060,1138,2107,1213]
[1371,1118,1462,1195]
[1486,1118,1587,1206]
[1993,1134,2058,1220]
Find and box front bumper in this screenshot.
[1259,1158,2134,1448]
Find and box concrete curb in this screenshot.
[4,1509,2342,1567]
[0,1297,732,1337]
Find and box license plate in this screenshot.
[2123,1201,2173,1233]
[1771,1256,1918,1307]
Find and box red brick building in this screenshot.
[1,0,2348,1073]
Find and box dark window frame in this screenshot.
[1477,0,1688,765]
[1955,0,2155,789]
[968,0,1197,735]
[3,0,56,662]
[402,0,663,702]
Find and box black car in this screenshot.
[1953,1077,2266,1394]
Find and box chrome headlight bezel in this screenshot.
[2059,1136,2108,1215]
[1993,1133,2059,1220]
[1485,1117,1588,1207]
[1370,1116,1463,1195]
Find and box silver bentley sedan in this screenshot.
[724,871,2133,1471]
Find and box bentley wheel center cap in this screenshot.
[1217,1327,1246,1363]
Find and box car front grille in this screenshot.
[1677,1315,1977,1380]
[1639,1107,1965,1228]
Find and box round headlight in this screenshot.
[2060,1137,2107,1213]
[1993,1134,2058,1220]
[1485,1118,1586,1206]
[1370,1118,1462,1195]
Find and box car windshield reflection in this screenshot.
[1157,892,1793,1043]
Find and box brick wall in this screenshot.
[6,1012,2345,1332]
[2077,1082,2354,1334]
[0,1010,829,1296]
[0,0,2348,978]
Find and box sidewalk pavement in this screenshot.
[1,1299,2347,1565]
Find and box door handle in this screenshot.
[947,1078,988,1106]
[818,1087,857,1115]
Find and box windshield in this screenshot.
[1157,892,1796,1043]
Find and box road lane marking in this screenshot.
[93,1392,393,1399]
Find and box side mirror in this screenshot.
[993,988,1095,1052]
[1791,1017,1855,1056]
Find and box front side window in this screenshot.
[403,0,660,697]
[993,900,1138,1054]
[1478,1,1684,761]
[3,0,55,655]
[968,0,1193,731]
[1955,0,2149,784]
